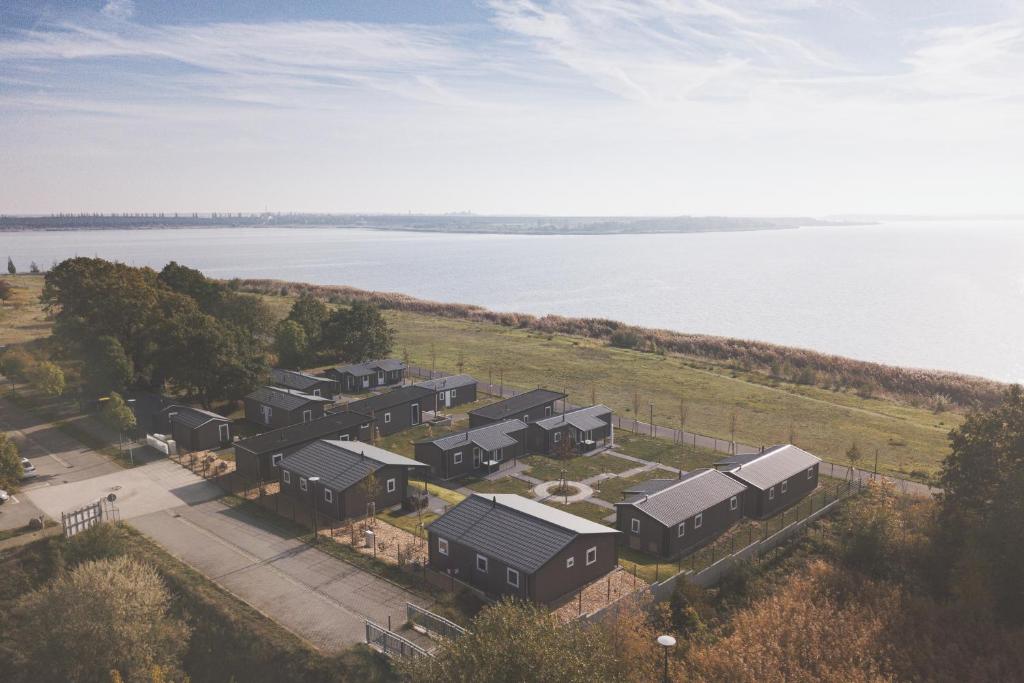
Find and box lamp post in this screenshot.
[308,476,321,543]
[126,398,136,465]
[657,634,676,683]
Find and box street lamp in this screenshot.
[657,634,676,683]
[308,476,321,543]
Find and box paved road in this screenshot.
[132,499,429,651]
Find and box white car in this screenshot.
[0,489,9,503]
[20,457,37,479]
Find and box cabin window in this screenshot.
[730,496,738,511]
[453,451,463,465]
[494,448,503,462]
[523,414,529,423]
[450,388,457,399]
[384,412,392,424]
[545,406,552,417]
[299,477,307,492]
[807,466,814,479]
[769,486,775,500]
[338,434,350,441]
[586,547,597,566]
[507,568,520,588]
[438,538,449,556]
[282,470,291,484]
[694,513,703,529]
[677,521,685,537]
[553,432,561,443]
[218,423,230,442]
[302,409,312,423]
[312,388,321,397]
[566,557,575,569]
[630,518,640,534]
[386,478,396,493]
[324,488,333,503]
[781,479,788,494]
[272,453,283,467]
[476,554,489,572]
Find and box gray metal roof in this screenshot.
[246,386,332,411]
[533,404,611,432]
[271,368,331,392]
[427,493,617,573]
[621,479,678,497]
[234,411,373,456]
[468,389,567,421]
[334,359,406,376]
[346,385,434,413]
[422,419,526,452]
[414,374,478,392]
[714,444,821,490]
[280,439,426,492]
[162,405,229,430]
[616,469,748,526]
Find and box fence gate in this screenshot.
[365,620,431,660]
[61,498,120,539]
[407,602,467,640]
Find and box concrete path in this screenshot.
[533,480,594,503]
[132,499,429,651]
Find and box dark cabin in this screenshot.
[233,411,373,483]
[715,444,821,519]
[323,359,406,393]
[153,405,232,453]
[346,385,435,437]
[414,374,478,411]
[414,419,527,480]
[244,386,333,429]
[278,440,428,521]
[527,404,613,455]
[467,389,567,428]
[270,368,337,398]
[614,469,748,559]
[428,493,620,604]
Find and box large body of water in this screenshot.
[3,220,1022,382]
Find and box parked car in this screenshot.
[0,489,9,504]
[20,458,37,479]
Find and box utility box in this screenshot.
[364,529,375,549]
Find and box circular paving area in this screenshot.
[533,480,594,503]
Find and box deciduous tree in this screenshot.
[321,301,393,362]
[0,432,23,489]
[274,319,309,369]
[28,361,65,396]
[286,292,329,347]
[82,336,133,397]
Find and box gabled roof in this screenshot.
[621,478,678,497]
[420,419,527,452]
[281,439,426,492]
[160,404,229,429]
[428,493,617,573]
[468,389,567,421]
[246,386,332,411]
[533,404,612,432]
[333,359,406,376]
[234,411,373,456]
[271,368,332,392]
[414,374,478,392]
[616,469,747,526]
[347,385,434,413]
[715,444,821,490]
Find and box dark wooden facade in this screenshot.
[735,463,819,519]
[414,423,527,480]
[617,493,743,559]
[244,393,327,430]
[347,387,433,437]
[280,463,413,521]
[233,414,373,483]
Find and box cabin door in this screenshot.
[440,390,451,409]
[260,405,272,425]
[377,370,385,385]
[411,403,421,425]
[362,375,370,389]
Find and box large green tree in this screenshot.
[286,292,329,348]
[82,336,133,397]
[28,361,65,397]
[274,319,309,369]
[0,432,23,489]
[321,301,393,362]
[937,384,1024,623]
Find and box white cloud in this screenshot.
[101,0,136,22]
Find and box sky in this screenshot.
[0,0,1022,216]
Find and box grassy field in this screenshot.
[613,432,725,471]
[3,275,962,479]
[540,499,613,523]
[0,275,51,345]
[521,453,635,481]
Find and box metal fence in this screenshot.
[365,620,431,659]
[407,602,467,640]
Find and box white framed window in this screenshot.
[218,423,230,441]
[630,518,640,534]
[324,488,333,503]
[494,448,503,462]
[302,409,312,423]
[453,451,463,465]
[386,478,396,493]
[769,486,775,500]
[523,414,529,423]
[299,476,307,491]
[384,412,392,424]
[338,434,350,441]
[585,546,597,566]
[677,521,685,537]
[450,388,457,399]
[476,554,488,572]
[781,479,788,494]
[271,453,283,467]
[282,469,291,484]
[312,388,321,397]
[545,406,552,417]
[694,513,703,529]
[730,496,738,511]
[507,567,519,588]
[807,466,814,479]
[438,537,449,556]
[566,556,575,569]
[473,448,482,468]
[553,431,561,443]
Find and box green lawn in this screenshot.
[591,470,673,504]
[613,432,725,471]
[540,499,614,524]
[521,453,634,482]
[463,475,535,496]
[375,422,460,458]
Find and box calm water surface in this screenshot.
[3,220,1022,382]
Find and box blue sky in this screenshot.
[1,0,1022,215]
